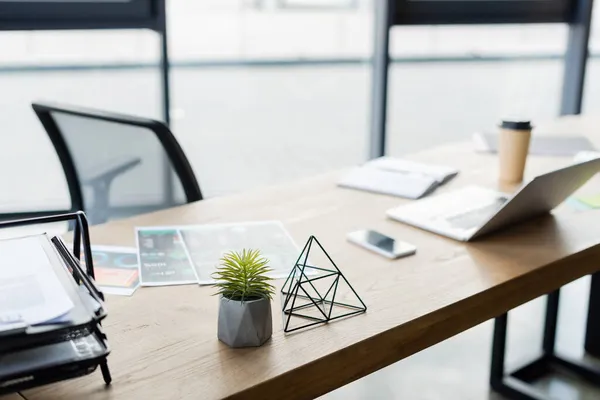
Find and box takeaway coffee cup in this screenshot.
[498,120,532,183]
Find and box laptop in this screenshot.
[386,158,600,241]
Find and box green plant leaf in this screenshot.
[211,249,275,302]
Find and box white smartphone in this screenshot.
[347,230,416,260]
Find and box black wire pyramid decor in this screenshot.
[281,236,367,333]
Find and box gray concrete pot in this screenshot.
[217,296,273,348]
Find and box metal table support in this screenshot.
[490,289,600,400]
[585,272,600,357]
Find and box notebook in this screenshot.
[338,167,440,199]
[365,157,459,184]
[338,158,458,199]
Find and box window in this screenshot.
[385,23,567,156]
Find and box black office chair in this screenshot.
[0,102,202,225]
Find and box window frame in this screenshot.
[0,0,159,30]
[392,0,575,26]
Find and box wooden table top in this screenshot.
[23,116,600,400]
[1,394,24,400]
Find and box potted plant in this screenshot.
[212,249,275,348]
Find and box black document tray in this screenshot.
[0,212,111,395]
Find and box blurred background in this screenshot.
[3,0,600,209]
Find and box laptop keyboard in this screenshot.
[445,197,508,230]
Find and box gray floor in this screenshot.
[2,60,600,398]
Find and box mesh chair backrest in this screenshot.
[32,102,201,224]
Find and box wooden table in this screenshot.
[1,394,25,400]
[22,116,600,399]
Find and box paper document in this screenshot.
[574,151,600,164]
[0,236,73,329]
[574,193,600,209]
[565,197,593,212]
[474,132,596,156]
[75,245,140,296]
[136,228,199,286]
[136,221,303,286]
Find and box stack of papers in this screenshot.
[338,157,459,199]
[0,237,73,333]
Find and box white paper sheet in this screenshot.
[0,236,73,329]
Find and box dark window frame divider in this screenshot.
[392,0,574,26]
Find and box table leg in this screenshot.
[585,272,600,357]
[490,290,600,399]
